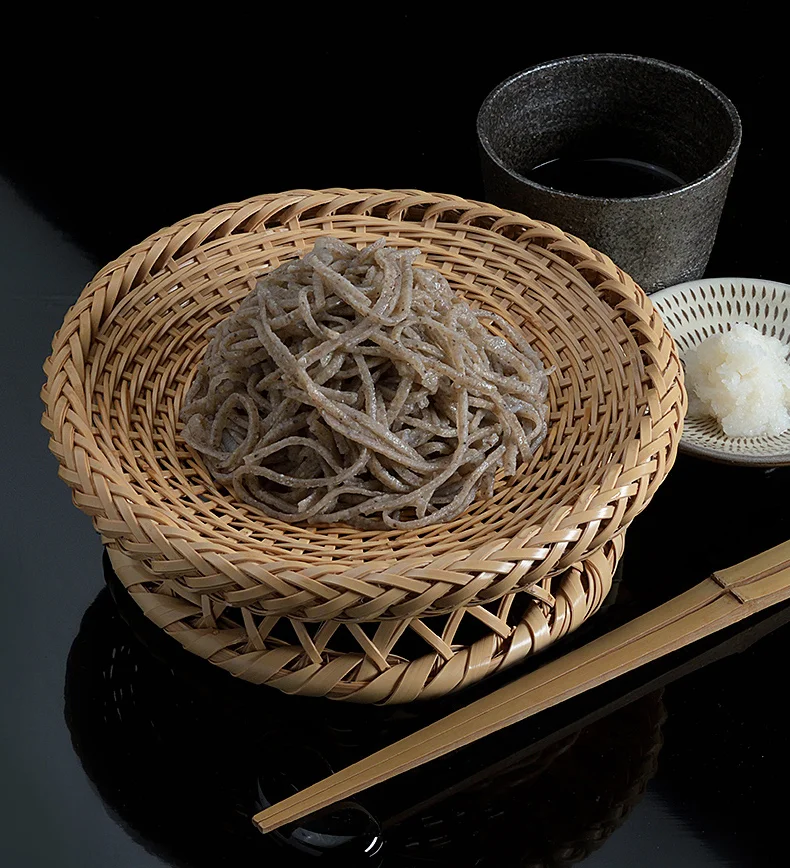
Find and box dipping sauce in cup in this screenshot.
[477,54,742,293]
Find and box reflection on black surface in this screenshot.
[622,457,790,614]
[65,572,667,867]
[62,457,790,867]
[655,615,790,867]
[253,744,383,859]
[383,696,664,867]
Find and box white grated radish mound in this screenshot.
[685,323,790,438]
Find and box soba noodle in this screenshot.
[180,237,549,529]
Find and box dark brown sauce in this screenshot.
[528,155,687,198]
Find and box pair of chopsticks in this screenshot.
[254,539,790,834]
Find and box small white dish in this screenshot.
[651,278,790,467]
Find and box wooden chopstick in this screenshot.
[383,595,790,829]
[253,540,790,834]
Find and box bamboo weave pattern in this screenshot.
[42,189,685,625]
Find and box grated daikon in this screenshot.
[684,323,790,438]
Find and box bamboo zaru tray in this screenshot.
[42,189,685,703]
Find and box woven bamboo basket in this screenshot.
[42,189,684,701]
[107,532,621,702]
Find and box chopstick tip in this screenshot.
[251,807,281,835]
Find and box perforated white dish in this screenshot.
[651,278,790,466]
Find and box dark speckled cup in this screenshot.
[477,55,741,293]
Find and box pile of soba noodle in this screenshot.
[181,237,550,529]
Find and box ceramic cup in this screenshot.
[477,54,742,293]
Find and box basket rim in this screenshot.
[42,188,685,620]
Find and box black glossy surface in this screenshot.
[3,18,790,867]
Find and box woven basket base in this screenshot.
[107,532,623,704]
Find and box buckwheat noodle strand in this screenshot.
[181,238,549,529]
